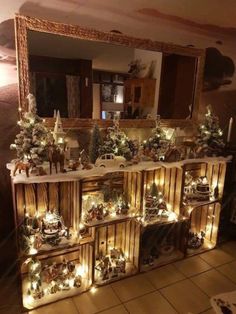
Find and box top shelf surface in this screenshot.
[7,156,231,185]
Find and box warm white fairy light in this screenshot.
[168,212,177,221]
[79,223,85,229]
[76,265,85,277]
[90,286,97,294]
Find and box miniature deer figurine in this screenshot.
[48,145,65,174]
[13,160,35,177]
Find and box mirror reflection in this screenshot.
[28,30,197,120]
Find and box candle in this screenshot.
[227,117,233,143]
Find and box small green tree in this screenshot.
[99,118,132,160]
[10,94,50,164]
[197,105,224,153]
[89,124,102,163]
[150,182,158,197]
[143,115,169,153]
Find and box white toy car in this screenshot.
[95,154,127,168]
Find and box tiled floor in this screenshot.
[16,242,236,313]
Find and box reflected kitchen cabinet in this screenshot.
[29,55,93,118]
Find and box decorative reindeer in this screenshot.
[48,144,65,174]
[13,160,35,177]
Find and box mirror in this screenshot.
[15,15,204,127]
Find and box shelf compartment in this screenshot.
[14,181,85,257]
[182,161,227,212]
[186,202,221,256]
[94,219,140,285]
[21,243,93,310]
[81,171,142,226]
[140,220,188,272]
[142,167,183,221]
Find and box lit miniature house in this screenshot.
[94,219,140,284]
[81,172,142,226]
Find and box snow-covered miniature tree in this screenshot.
[196,105,224,155]
[89,124,103,164]
[144,182,167,221]
[99,118,133,160]
[142,115,169,156]
[10,94,50,164]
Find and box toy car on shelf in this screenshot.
[95,154,127,168]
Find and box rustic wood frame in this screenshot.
[15,14,205,129]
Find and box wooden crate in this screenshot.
[13,181,94,256]
[142,167,183,215]
[187,202,221,256]
[139,219,188,271]
[21,243,93,310]
[181,161,227,209]
[81,171,142,226]
[94,219,140,284]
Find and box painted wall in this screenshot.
[0,0,236,268]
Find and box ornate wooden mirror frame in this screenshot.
[15,14,205,129]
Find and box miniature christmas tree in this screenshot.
[10,94,50,165]
[99,118,132,160]
[150,182,158,197]
[142,115,169,158]
[89,124,102,164]
[196,105,224,155]
[144,183,167,221]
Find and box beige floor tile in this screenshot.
[220,241,236,258]
[200,249,234,267]
[145,264,185,289]
[111,274,155,302]
[99,304,128,314]
[160,279,210,314]
[29,299,78,314]
[217,260,236,283]
[174,256,212,277]
[124,291,177,314]
[73,285,120,314]
[191,269,236,297]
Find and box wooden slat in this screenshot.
[37,183,48,214]
[48,182,59,210]
[60,182,71,227]
[211,203,221,244]
[218,163,227,198]
[169,168,176,210]
[107,224,115,250]
[205,205,214,242]
[164,168,170,202]
[174,168,183,214]
[16,184,25,223]
[133,221,140,268]
[24,184,36,216]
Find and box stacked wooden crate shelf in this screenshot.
[9,157,229,310]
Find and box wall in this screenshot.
[0,0,236,270]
